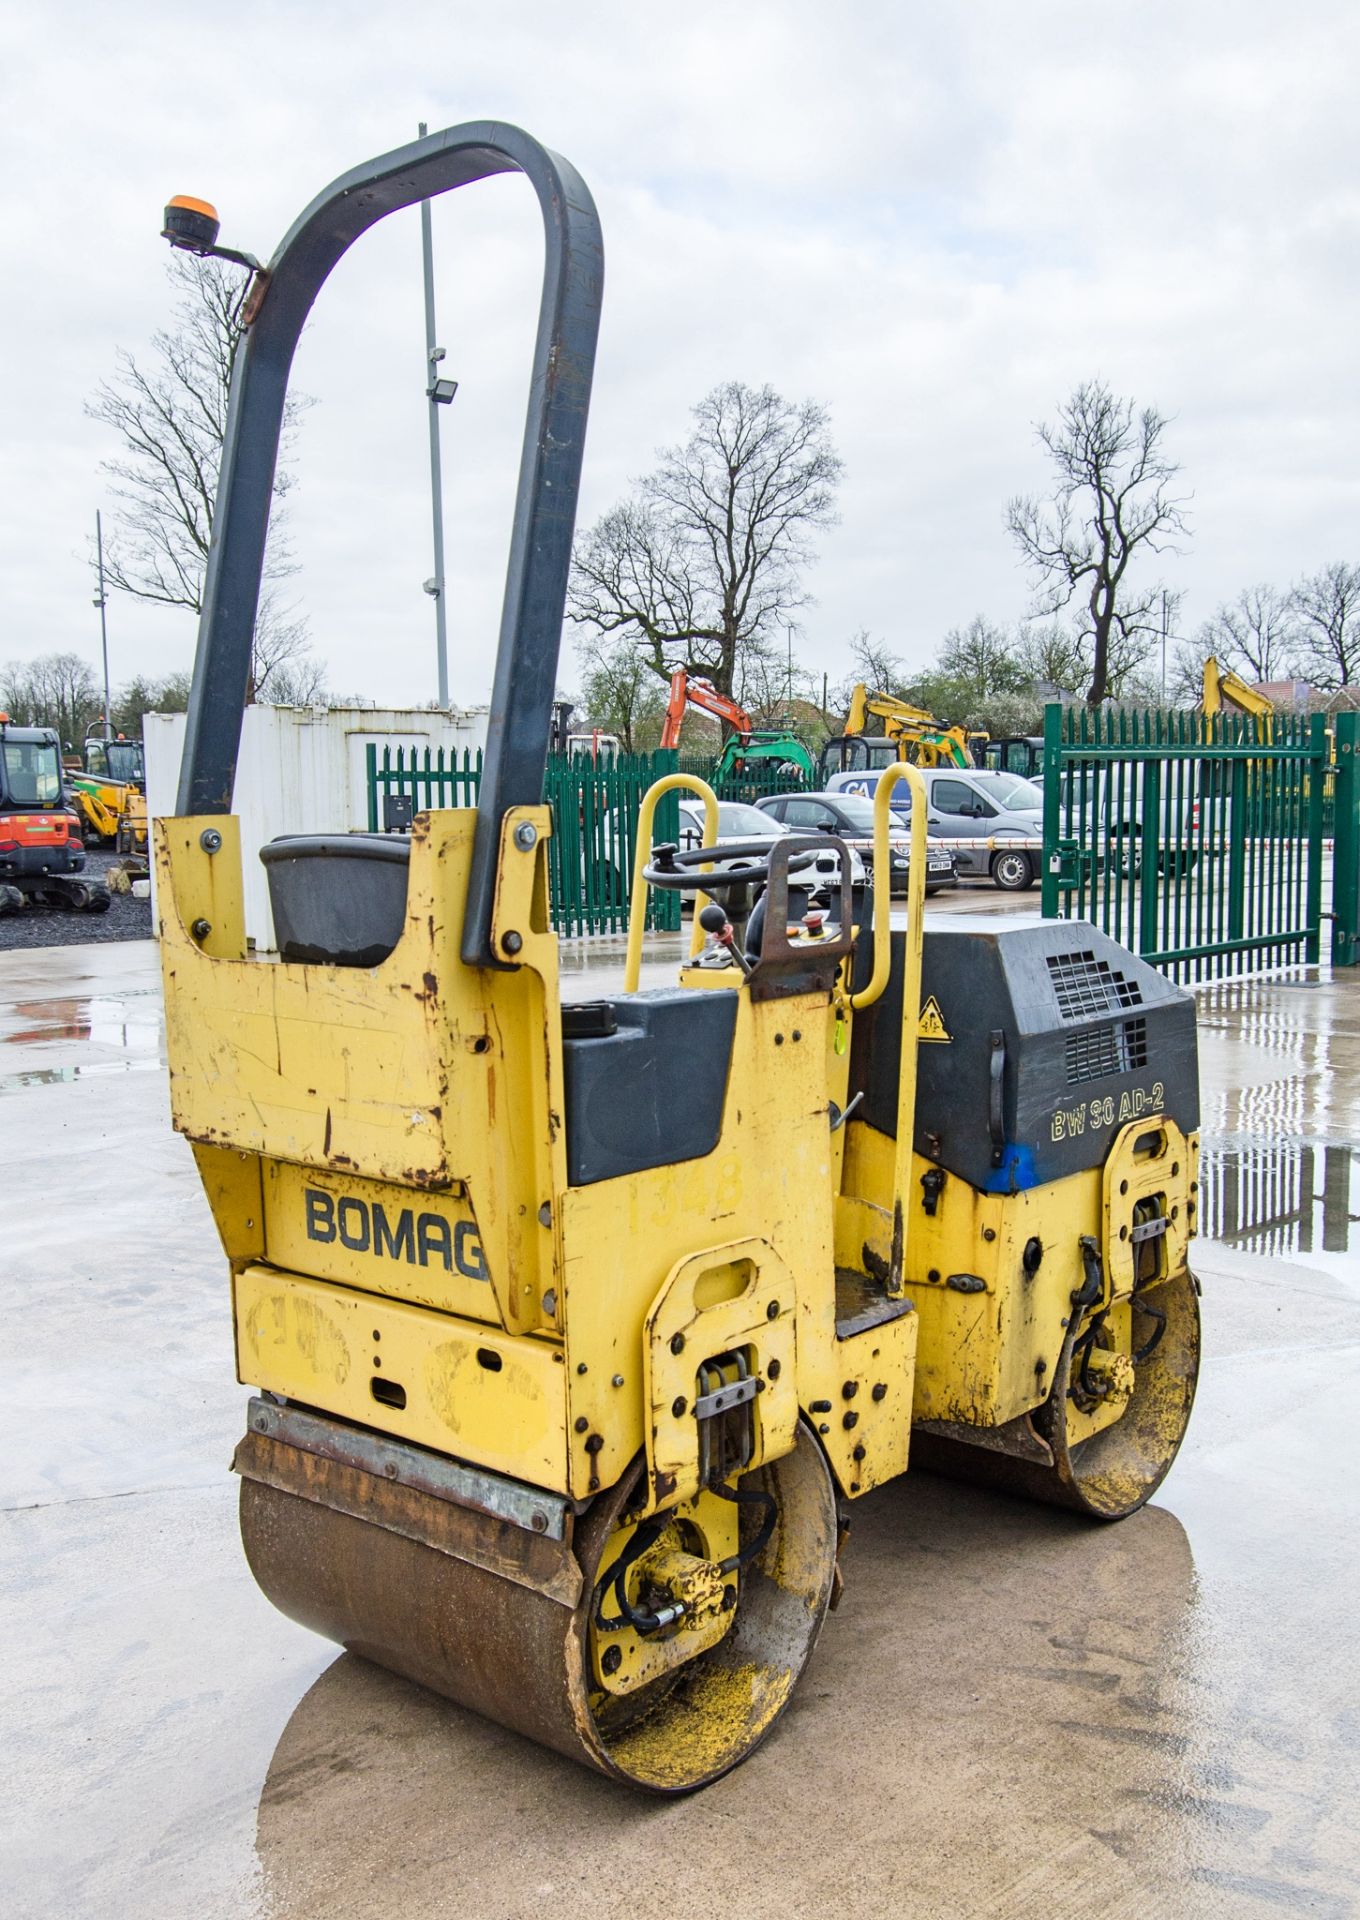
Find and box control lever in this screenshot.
[828,1091,864,1133]
[698,902,754,976]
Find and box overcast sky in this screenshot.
[3,0,1358,710]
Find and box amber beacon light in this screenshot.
[161,194,261,277]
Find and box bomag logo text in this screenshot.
[304,1187,488,1280]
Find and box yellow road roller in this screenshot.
[157,123,1200,1793]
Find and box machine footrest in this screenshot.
[834,1267,914,1340]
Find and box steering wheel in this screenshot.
[642,839,819,892]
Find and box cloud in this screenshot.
[3,0,1358,707]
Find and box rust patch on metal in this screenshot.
[398,1162,453,1190]
[862,1242,890,1286]
[234,1430,581,1607]
[238,268,271,328]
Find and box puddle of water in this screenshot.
[0,991,163,1065]
[0,1059,165,1094]
[1199,1142,1359,1257]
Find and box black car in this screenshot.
[755,791,957,895]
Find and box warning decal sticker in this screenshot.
[917,996,952,1043]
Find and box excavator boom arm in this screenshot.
[660,669,754,750]
[1202,655,1274,723]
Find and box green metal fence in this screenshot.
[1041,704,1332,981]
[365,743,681,937]
[1334,712,1359,967]
[366,744,484,818]
[542,753,681,936]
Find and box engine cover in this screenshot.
[849,915,1198,1192]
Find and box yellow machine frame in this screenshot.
[159,777,930,1516]
[155,122,1200,1795]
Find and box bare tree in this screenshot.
[1290,562,1360,687]
[248,599,328,704]
[0,652,102,744]
[1198,583,1298,682]
[87,256,317,700]
[846,629,906,695]
[827,630,907,720]
[1017,620,1091,694]
[937,616,1023,702]
[1169,633,1219,705]
[260,651,331,707]
[575,633,668,753]
[568,381,842,700]
[1108,589,1180,701]
[1007,380,1189,705]
[733,630,816,724]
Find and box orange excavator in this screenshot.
[0,716,111,913]
[660,669,815,779]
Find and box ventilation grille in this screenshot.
[1047,950,1143,1020]
[1065,1017,1149,1084]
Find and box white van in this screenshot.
[826,765,1043,890]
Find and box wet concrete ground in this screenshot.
[2,931,1357,1919]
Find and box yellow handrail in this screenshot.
[623,773,720,993]
[845,764,928,1297]
[850,763,926,1012]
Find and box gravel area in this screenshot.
[0,848,154,950]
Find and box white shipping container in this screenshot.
[144,704,488,952]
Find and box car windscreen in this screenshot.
[972,773,1042,810]
[3,740,62,805]
[717,802,781,836]
[678,801,781,839]
[828,795,877,830]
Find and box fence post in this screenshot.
[1138,751,1162,958]
[1330,712,1357,966]
[1227,748,1247,960]
[365,742,378,831]
[1302,713,1326,965]
[1040,702,1063,919]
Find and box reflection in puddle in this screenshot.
[1199,1143,1359,1256]
[0,989,165,1092]
[0,1058,165,1093]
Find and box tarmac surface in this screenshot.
[2,926,1358,1919]
[0,848,153,949]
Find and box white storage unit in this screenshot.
[144,704,488,952]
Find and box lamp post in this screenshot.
[93,510,111,736]
[419,121,457,708]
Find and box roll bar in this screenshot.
[624,774,720,990]
[174,122,603,967]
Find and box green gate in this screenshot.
[1040,704,1333,982]
[365,744,681,937]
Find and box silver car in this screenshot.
[825,766,1043,890]
[753,791,957,895]
[676,798,867,894]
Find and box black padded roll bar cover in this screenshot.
[173,122,603,968]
